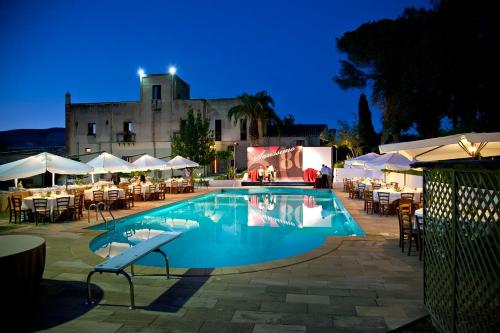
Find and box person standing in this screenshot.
[268,164,275,181]
[320,164,329,188]
[258,166,264,184]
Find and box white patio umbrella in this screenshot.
[379,132,500,162]
[87,152,135,175]
[344,152,380,168]
[132,154,170,171]
[165,155,199,169]
[0,152,93,186]
[365,152,414,171]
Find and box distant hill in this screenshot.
[0,128,65,150]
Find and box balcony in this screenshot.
[116,131,136,143]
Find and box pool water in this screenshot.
[89,188,364,268]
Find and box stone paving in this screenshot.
[1,187,426,332]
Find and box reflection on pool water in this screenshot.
[89,188,364,268]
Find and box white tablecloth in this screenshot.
[84,188,125,201]
[373,189,422,203]
[23,195,75,213]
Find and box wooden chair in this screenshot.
[69,193,84,220]
[92,190,104,205]
[355,183,366,199]
[10,196,31,223]
[33,198,50,225]
[133,185,143,201]
[364,190,375,214]
[122,188,134,208]
[53,196,70,222]
[170,180,179,194]
[372,183,382,190]
[401,193,415,201]
[181,180,189,193]
[106,190,119,209]
[347,181,356,199]
[157,183,166,200]
[343,178,350,192]
[377,192,391,215]
[398,202,419,255]
[144,185,156,201]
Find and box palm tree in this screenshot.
[228,91,281,146]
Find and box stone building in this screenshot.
[65,73,327,170]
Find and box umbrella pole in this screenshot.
[14,178,18,188]
[52,173,55,187]
[91,173,95,184]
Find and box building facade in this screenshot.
[65,73,327,170]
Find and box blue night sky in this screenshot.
[0,0,430,132]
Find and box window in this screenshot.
[152,85,161,100]
[87,123,96,136]
[123,121,133,132]
[240,119,247,141]
[296,140,304,146]
[215,119,222,141]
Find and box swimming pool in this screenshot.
[89,188,364,268]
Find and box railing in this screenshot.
[417,160,500,332]
[88,201,115,229]
[116,131,136,143]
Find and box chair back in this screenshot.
[158,183,166,192]
[107,190,119,201]
[93,190,104,202]
[401,193,415,201]
[11,196,23,211]
[133,185,141,195]
[364,190,373,201]
[56,196,70,209]
[378,192,390,204]
[149,185,156,193]
[372,183,382,190]
[33,198,48,210]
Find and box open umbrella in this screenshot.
[132,154,170,171]
[87,152,135,174]
[165,155,199,169]
[344,152,380,168]
[0,152,93,186]
[379,132,500,161]
[365,152,414,171]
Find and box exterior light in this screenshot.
[168,66,177,75]
[138,68,145,78]
[85,148,92,153]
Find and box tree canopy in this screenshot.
[170,109,215,166]
[334,0,499,142]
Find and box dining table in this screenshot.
[373,188,422,203]
[23,194,75,214]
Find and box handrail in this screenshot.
[87,201,115,229]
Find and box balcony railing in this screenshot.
[116,131,136,143]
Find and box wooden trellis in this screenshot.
[421,160,500,332]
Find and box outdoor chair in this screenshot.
[343,178,350,192]
[9,196,30,223]
[106,190,119,210]
[92,190,104,205]
[53,196,70,222]
[69,193,84,220]
[122,188,134,208]
[144,185,156,201]
[372,183,382,190]
[157,183,166,200]
[132,185,142,201]
[364,190,375,214]
[377,192,391,215]
[355,183,366,199]
[181,180,189,193]
[398,202,419,255]
[170,180,179,194]
[347,181,356,199]
[33,198,50,225]
[400,193,415,201]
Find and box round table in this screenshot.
[0,235,46,299]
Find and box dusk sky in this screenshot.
[0,0,430,132]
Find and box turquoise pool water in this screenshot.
[89,188,364,268]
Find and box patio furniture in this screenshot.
[157,183,166,200]
[398,202,418,255]
[52,196,70,222]
[377,192,391,215]
[132,185,142,201]
[364,190,375,214]
[9,196,31,223]
[33,198,50,225]
[92,190,104,205]
[106,190,119,209]
[86,232,181,309]
[69,192,84,220]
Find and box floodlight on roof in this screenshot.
[138,68,145,78]
[168,66,177,75]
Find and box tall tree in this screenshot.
[334,0,499,141]
[357,94,378,153]
[171,109,215,166]
[228,91,280,146]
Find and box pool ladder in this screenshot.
[88,201,115,229]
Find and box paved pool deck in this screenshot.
[1,188,425,332]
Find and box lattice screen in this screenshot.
[424,167,500,332]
